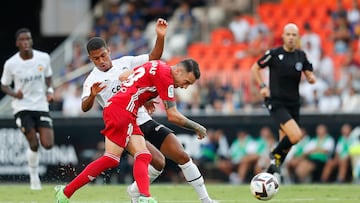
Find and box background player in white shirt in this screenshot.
[80,20,218,203]
[1,28,55,190]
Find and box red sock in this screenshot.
[64,153,119,198]
[133,151,152,197]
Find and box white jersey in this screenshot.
[82,54,152,125]
[1,50,52,114]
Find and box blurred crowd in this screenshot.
[192,123,360,184]
[50,0,360,117]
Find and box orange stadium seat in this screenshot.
[238,57,256,70]
[210,28,235,45]
[166,56,184,66]
[351,39,359,53]
[219,58,239,71]
[187,42,208,61]
[212,44,235,59]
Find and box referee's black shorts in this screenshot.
[264,99,300,127]
[140,119,174,149]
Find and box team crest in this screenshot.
[38,65,44,72]
[168,85,174,98]
[278,54,284,60]
[295,62,303,71]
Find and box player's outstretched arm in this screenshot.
[163,100,207,139]
[148,18,168,60]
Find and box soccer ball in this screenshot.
[250,172,279,201]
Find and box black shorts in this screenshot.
[14,110,53,134]
[264,99,300,126]
[140,119,174,149]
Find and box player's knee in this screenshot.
[174,151,191,165]
[42,143,53,150]
[289,129,302,144]
[40,138,54,149]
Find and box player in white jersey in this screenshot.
[1,28,54,190]
[80,20,219,203]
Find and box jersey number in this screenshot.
[122,67,146,87]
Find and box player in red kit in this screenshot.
[55,59,206,203]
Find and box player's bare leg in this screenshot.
[38,127,54,149]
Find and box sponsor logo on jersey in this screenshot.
[295,62,303,71]
[19,74,42,84]
[168,85,174,98]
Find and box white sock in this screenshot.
[27,148,39,179]
[179,159,212,203]
[130,164,163,192]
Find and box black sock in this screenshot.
[271,136,293,163]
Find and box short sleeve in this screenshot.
[130,54,149,69]
[81,76,93,99]
[302,51,313,72]
[44,53,53,77]
[1,61,12,86]
[152,61,176,102]
[257,49,273,68]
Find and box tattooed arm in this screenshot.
[163,100,207,139]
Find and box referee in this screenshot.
[251,23,316,178]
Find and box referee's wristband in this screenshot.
[260,83,267,89]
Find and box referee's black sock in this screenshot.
[271,136,293,165]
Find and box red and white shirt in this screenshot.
[109,60,175,116]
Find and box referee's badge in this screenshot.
[278,54,284,60]
[295,62,303,71]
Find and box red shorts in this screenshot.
[101,103,143,148]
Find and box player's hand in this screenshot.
[15,90,23,99]
[144,100,159,115]
[304,70,316,84]
[195,124,207,140]
[155,18,168,37]
[91,82,106,96]
[306,74,316,84]
[46,92,54,102]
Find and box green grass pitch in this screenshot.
[0,183,359,203]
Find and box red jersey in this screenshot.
[109,60,176,116]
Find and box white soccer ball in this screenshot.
[250,172,279,201]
